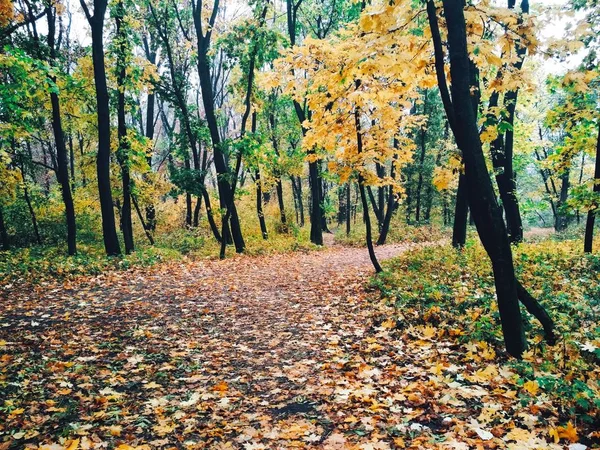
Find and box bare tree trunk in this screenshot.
[584,123,600,252]
[355,107,382,273]
[82,0,121,255]
[0,205,9,250]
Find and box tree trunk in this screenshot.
[377,154,399,245]
[193,195,202,227]
[584,123,600,252]
[185,192,192,228]
[452,174,469,248]
[202,189,222,242]
[0,204,9,250]
[132,194,154,245]
[115,0,134,255]
[194,2,245,254]
[440,0,526,357]
[309,161,323,244]
[269,110,287,227]
[144,44,157,232]
[45,7,77,255]
[555,168,570,232]
[346,182,351,235]
[415,91,428,223]
[255,170,268,239]
[87,1,121,256]
[355,110,382,273]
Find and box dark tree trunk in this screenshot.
[269,110,287,227]
[292,178,300,224]
[84,0,121,256]
[255,170,268,239]
[194,0,245,254]
[144,41,157,232]
[584,124,600,252]
[484,0,528,244]
[355,110,382,273]
[452,174,469,248]
[276,180,287,228]
[47,6,76,255]
[320,170,330,233]
[346,182,351,235]
[292,175,305,227]
[377,153,399,245]
[115,0,134,254]
[439,0,527,357]
[132,194,154,245]
[415,91,428,223]
[0,205,9,250]
[286,0,322,244]
[309,161,323,244]
[201,189,222,242]
[185,192,193,228]
[555,168,570,232]
[193,195,202,227]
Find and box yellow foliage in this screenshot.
[0,0,13,26]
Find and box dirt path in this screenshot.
[0,242,432,449]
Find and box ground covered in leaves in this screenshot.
[0,240,599,449]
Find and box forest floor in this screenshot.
[0,238,594,449]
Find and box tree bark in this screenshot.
[415,90,428,223]
[346,182,351,235]
[355,109,382,273]
[584,123,600,252]
[194,0,245,254]
[452,174,469,248]
[47,6,76,255]
[83,0,121,255]
[115,0,134,254]
[0,205,9,250]
[286,0,323,245]
[440,0,526,357]
[555,167,570,232]
[255,169,268,239]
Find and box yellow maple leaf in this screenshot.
[522,380,539,396]
[422,325,437,339]
[65,439,80,450]
[549,421,578,443]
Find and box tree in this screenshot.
[113,0,134,254]
[81,0,121,256]
[430,0,555,357]
[192,0,245,253]
[46,1,77,255]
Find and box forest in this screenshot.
[0,0,599,448]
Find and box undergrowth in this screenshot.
[373,240,600,431]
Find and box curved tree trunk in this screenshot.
[355,109,382,273]
[435,0,526,357]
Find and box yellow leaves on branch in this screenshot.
[0,0,13,27]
